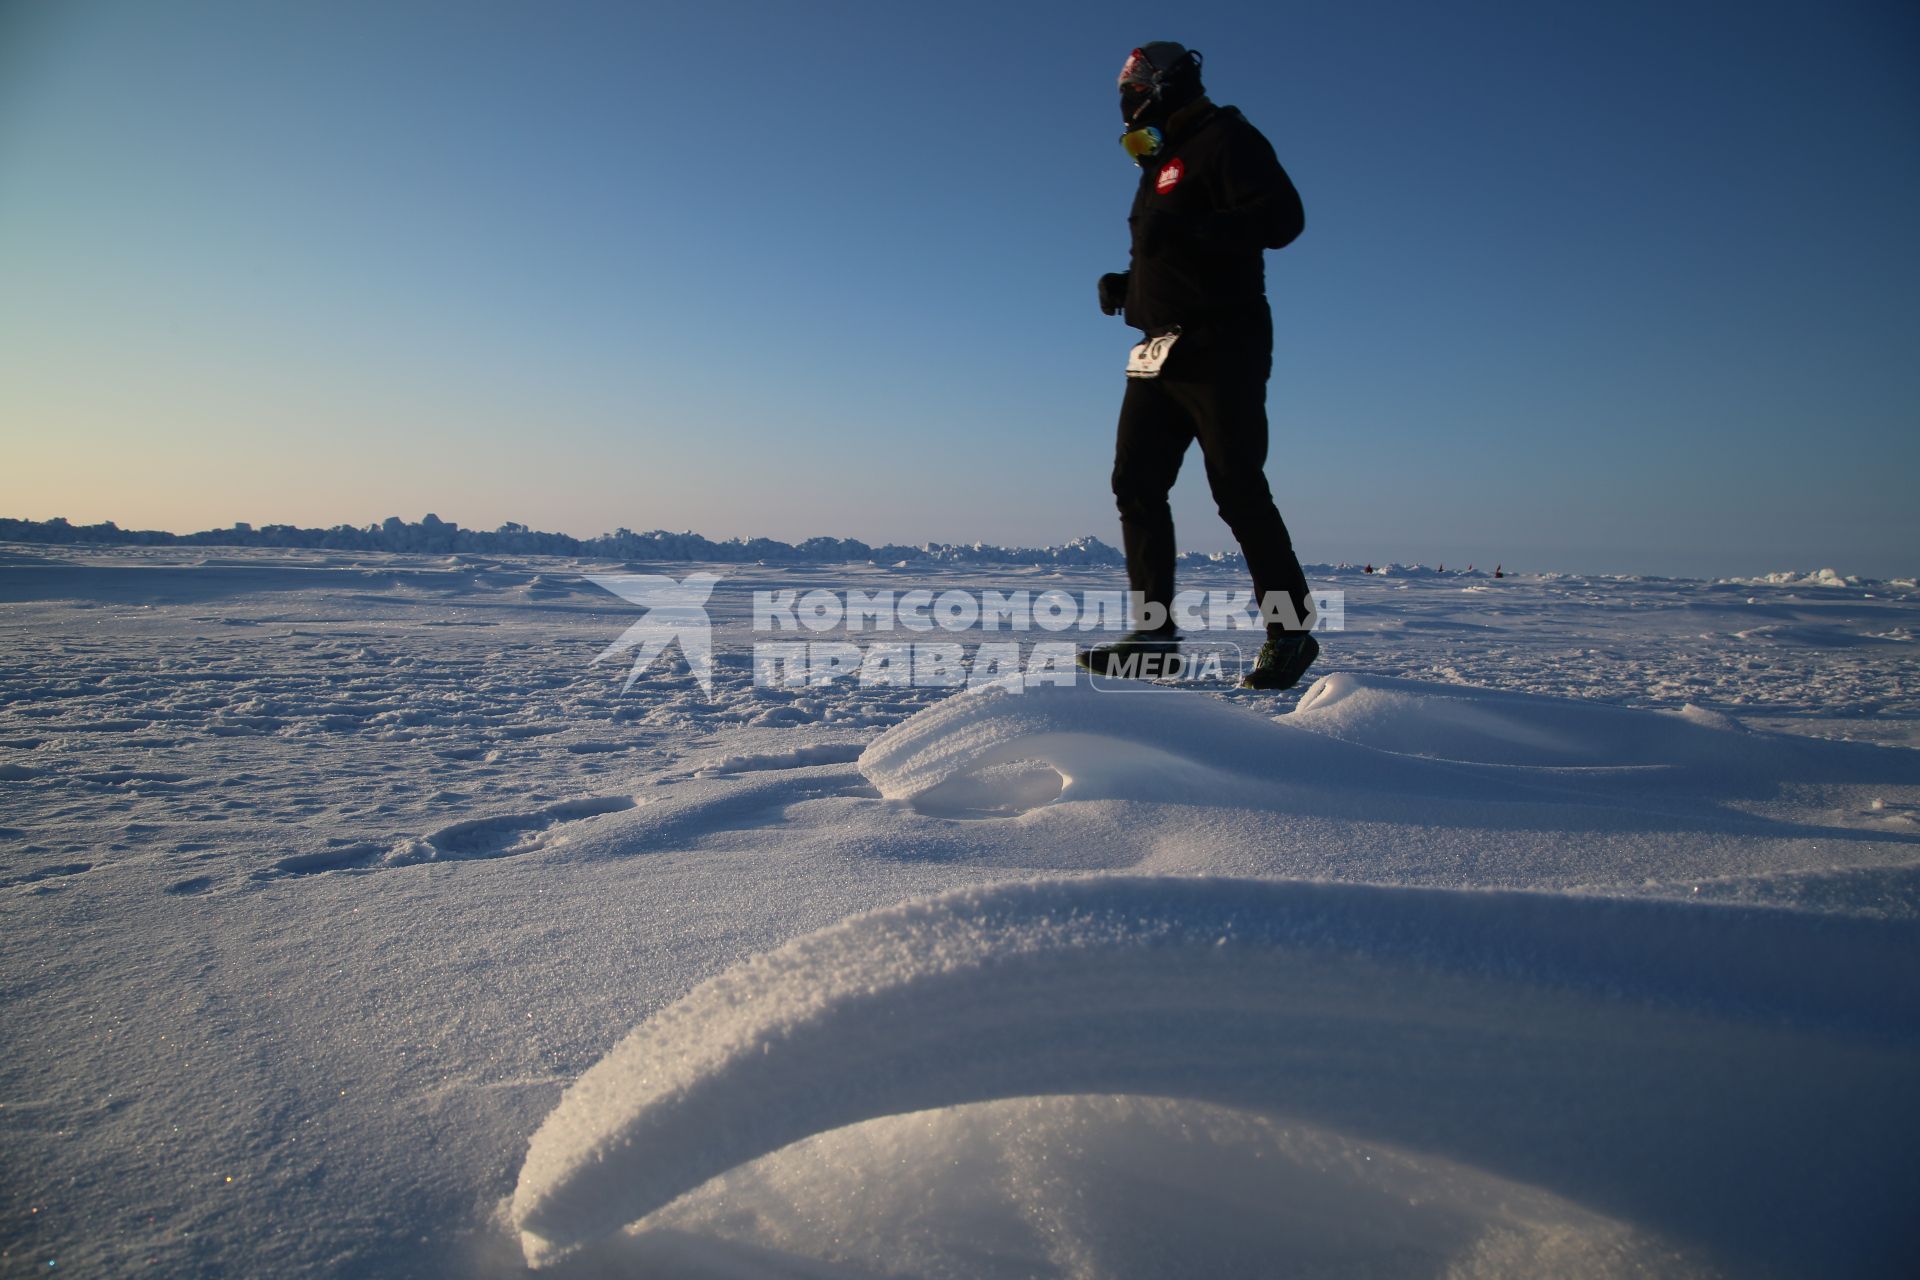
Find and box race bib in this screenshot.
[1125,331,1180,378]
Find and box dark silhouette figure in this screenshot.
[1087,43,1318,690]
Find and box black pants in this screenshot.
[1111,368,1312,633]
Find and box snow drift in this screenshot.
[858,673,1920,824]
[855,676,1517,817]
[509,680,1920,1273]
[509,874,1918,1273]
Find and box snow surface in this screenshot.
[511,876,1916,1275]
[3,544,1918,1277]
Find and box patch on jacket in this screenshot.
[1155,158,1185,194]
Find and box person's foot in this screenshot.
[1242,632,1318,690]
[1077,628,1180,677]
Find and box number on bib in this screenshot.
[1126,331,1180,379]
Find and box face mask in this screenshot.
[1116,44,1201,130]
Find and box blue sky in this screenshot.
[2,0,1915,576]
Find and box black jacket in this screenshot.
[1121,100,1304,342]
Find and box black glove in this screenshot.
[1098,272,1129,316]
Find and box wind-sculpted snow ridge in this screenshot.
[1287,671,1880,773]
[1715,567,1919,590]
[856,674,1920,821]
[509,875,1920,1273]
[854,678,1510,816]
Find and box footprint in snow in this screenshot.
[389,795,638,865]
[2,862,92,890]
[165,875,219,896]
[258,843,385,879]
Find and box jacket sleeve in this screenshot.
[1207,123,1304,251]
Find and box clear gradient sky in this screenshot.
[2,0,1916,577]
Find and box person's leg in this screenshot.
[1111,377,1194,632]
[1173,375,1313,632]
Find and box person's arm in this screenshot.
[1203,124,1304,251]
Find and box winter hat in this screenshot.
[1118,42,1204,125]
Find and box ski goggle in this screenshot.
[1120,126,1163,161]
[1117,49,1158,92]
